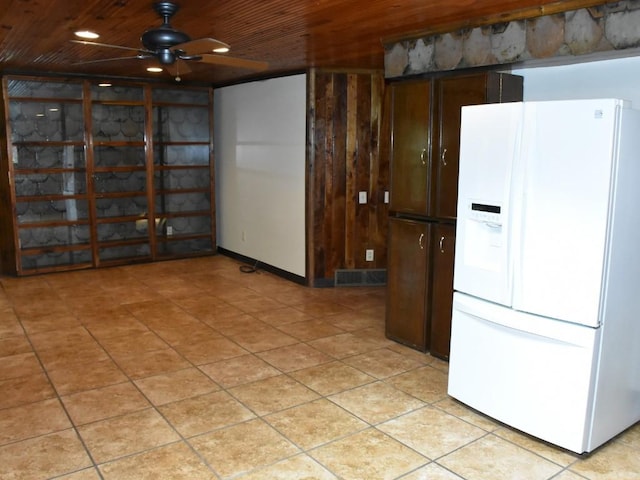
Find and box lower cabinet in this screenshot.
[385,217,455,358]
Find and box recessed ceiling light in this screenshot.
[213,47,229,53]
[75,30,100,39]
[49,108,59,112]
[98,83,112,87]
[147,67,163,73]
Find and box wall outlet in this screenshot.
[166,225,173,236]
[365,249,374,261]
[358,191,367,204]
[384,191,390,204]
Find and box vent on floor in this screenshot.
[334,269,387,287]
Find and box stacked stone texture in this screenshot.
[384,0,640,78]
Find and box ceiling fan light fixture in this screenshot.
[75,30,99,39]
[147,66,163,73]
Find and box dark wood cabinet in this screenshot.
[429,222,456,358]
[385,71,523,358]
[389,80,431,216]
[386,217,431,351]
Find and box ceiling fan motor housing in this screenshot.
[141,1,190,64]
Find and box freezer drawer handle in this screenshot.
[420,148,427,165]
[441,148,448,166]
[418,233,425,250]
[439,235,445,253]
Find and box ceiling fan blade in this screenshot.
[71,39,153,55]
[197,54,268,71]
[164,59,193,77]
[173,37,230,55]
[72,55,148,66]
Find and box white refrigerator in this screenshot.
[448,98,640,454]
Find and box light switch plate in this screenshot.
[359,191,367,204]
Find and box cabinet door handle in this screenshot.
[418,233,425,250]
[439,235,445,253]
[420,148,427,165]
[441,148,448,166]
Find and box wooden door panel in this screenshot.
[429,223,456,359]
[389,81,431,216]
[433,75,490,219]
[386,217,431,351]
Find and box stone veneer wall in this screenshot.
[384,0,640,78]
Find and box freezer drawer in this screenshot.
[447,292,599,453]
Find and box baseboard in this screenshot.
[216,247,306,286]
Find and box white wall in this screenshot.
[512,55,640,106]
[214,74,306,277]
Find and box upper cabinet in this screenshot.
[389,72,523,220]
[0,76,215,276]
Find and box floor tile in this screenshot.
[199,354,280,388]
[77,408,180,463]
[97,330,168,357]
[378,406,487,459]
[18,311,82,335]
[99,442,214,479]
[308,332,382,359]
[290,361,375,396]
[236,453,338,479]
[37,342,110,371]
[266,398,367,449]
[229,326,299,353]
[329,381,425,424]
[310,428,427,480]
[28,325,95,352]
[229,374,320,416]
[257,342,332,372]
[47,357,127,395]
[276,318,345,341]
[439,434,563,480]
[569,440,640,479]
[401,463,467,479]
[387,365,449,404]
[160,390,256,437]
[493,426,578,467]
[173,336,248,364]
[0,398,71,445]
[0,334,33,357]
[0,352,43,380]
[0,429,92,479]
[56,468,103,479]
[61,381,150,425]
[134,367,219,405]
[190,418,299,478]
[1,257,634,480]
[253,306,316,327]
[432,397,499,432]
[342,347,424,379]
[112,347,191,379]
[0,371,56,409]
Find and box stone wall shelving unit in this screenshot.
[0,75,215,276]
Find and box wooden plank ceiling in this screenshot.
[0,0,610,87]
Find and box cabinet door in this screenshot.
[429,223,455,359]
[432,75,492,219]
[386,217,431,351]
[389,81,431,216]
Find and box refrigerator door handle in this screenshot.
[420,148,427,165]
[418,233,425,250]
[441,148,448,166]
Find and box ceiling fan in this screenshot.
[72,1,268,80]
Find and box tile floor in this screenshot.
[0,255,638,480]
